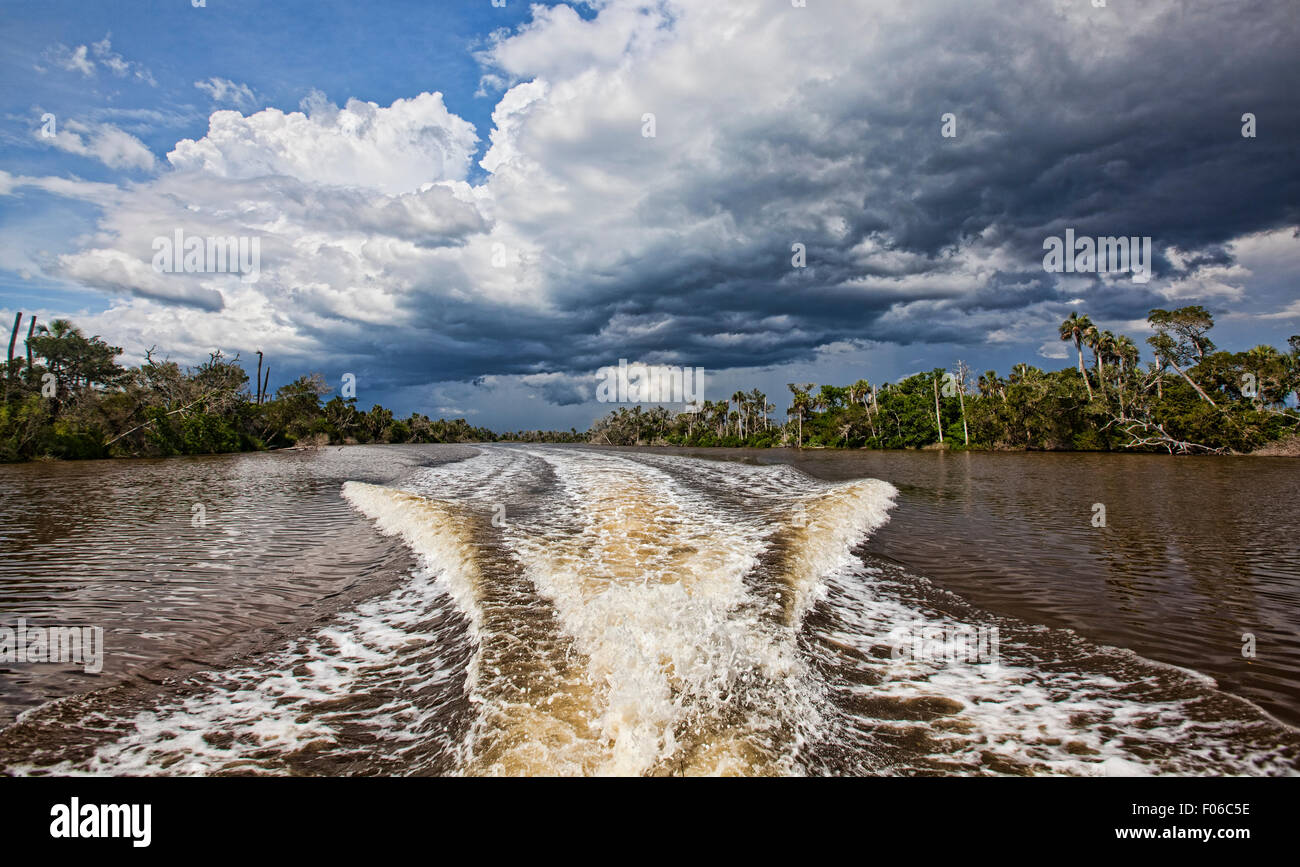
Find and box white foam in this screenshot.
[341,481,484,633]
[24,563,466,776]
[22,446,1294,778]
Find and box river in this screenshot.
[0,444,1296,775]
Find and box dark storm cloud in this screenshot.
[474,0,1298,382]
[42,1,1298,403]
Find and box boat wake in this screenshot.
[3,446,1297,776]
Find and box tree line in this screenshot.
[3,305,1296,462]
[586,306,1300,454]
[0,313,494,462]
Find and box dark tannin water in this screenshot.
[646,447,1300,729]
[0,445,1296,775]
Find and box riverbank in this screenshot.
[1250,432,1300,456]
[9,431,1300,466]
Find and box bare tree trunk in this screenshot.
[6,312,20,385]
[1076,340,1093,400]
[958,388,968,445]
[1166,357,1217,406]
[1117,361,1127,417]
[105,389,223,446]
[865,386,878,441]
[933,374,944,443]
[262,367,271,403]
[25,316,35,382]
[1104,415,1227,455]
[955,361,970,446]
[255,351,263,404]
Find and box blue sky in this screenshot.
[2,0,1297,431]
[1,0,553,159]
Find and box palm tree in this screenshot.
[1095,329,1117,399]
[1009,363,1040,385]
[681,402,698,438]
[979,370,1007,401]
[810,389,828,414]
[630,405,645,444]
[786,382,815,447]
[1244,344,1286,406]
[697,400,714,437]
[749,388,769,431]
[732,390,748,439]
[1111,334,1140,415]
[1060,312,1094,399]
[38,319,77,339]
[846,380,863,408]
[1083,325,1110,399]
[1115,335,1139,378]
[705,400,724,437]
[847,378,872,412]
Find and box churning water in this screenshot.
[1,445,1296,775]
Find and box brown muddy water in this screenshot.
[0,444,1296,776]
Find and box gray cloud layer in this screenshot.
[13,0,1300,408]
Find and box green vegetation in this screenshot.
[587,307,1300,454]
[3,306,1296,462]
[1,314,493,462]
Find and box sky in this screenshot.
[1,0,1297,431]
